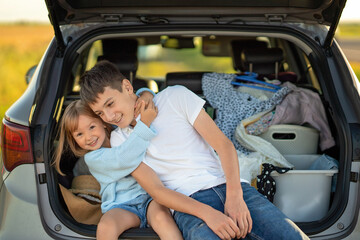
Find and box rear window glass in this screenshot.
[137,37,234,79]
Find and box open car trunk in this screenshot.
[38,19,358,238]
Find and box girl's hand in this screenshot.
[140,100,158,127]
[135,91,154,118]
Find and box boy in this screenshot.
[80,60,309,240]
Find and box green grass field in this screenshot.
[0,23,359,122]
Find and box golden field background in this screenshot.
[0,24,53,121]
[0,23,360,122]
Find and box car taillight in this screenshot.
[1,119,34,172]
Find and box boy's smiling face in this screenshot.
[88,80,137,128]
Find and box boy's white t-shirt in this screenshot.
[111,85,226,196]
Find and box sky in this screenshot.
[0,0,359,23]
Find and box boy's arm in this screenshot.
[131,162,241,240]
[193,109,252,239]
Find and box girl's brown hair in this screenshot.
[53,100,112,175]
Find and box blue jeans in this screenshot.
[173,183,309,240]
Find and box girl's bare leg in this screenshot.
[147,201,183,240]
[97,208,140,240]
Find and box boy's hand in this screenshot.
[140,100,158,127]
[203,208,241,240]
[135,91,154,118]
[225,194,252,239]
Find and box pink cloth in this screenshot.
[271,82,335,151]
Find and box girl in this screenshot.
[54,100,240,240]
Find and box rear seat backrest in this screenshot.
[165,72,215,118]
[165,72,209,95]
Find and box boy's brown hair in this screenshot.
[80,60,127,104]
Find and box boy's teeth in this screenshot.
[115,115,122,123]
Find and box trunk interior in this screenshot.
[47,26,348,238]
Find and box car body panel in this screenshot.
[4,66,39,126]
[2,165,37,204]
[40,23,360,238]
[0,165,50,240]
[34,163,94,239]
[1,0,360,239]
[46,0,346,55]
[4,42,52,127]
[313,162,360,239]
[346,215,360,240]
[48,0,345,26]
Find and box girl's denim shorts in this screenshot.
[107,193,153,228]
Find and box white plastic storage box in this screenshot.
[271,155,338,222]
[259,124,319,154]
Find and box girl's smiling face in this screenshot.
[72,114,110,151]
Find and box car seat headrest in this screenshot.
[98,39,139,81]
[102,38,138,56]
[241,48,284,77]
[231,39,268,72]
